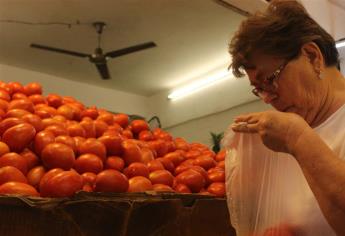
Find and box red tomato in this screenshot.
[128,176,153,192]
[28,94,46,105]
[98,133,123,156]
[41,143,75,170]
[121,129,133,139]
[138,130,154,141]
[81,172,97,186]
[94,120,108,138]
[147,140,169,157]
[130,119,149,134]
[156,157,175,174]
[193,155,217,170]
[184,149,202,159]
[147,159,165,172]
[78,138,106,162]
[105,156,125,172]
[152,184,174,192]
[0,166,27,185]
[174,138,190,151]
[35,109,52,119]
[207,170,225,183]
[207,182,225,197]
[5,108,30,118]
[20,148,40,170]
[67,123,86,137]
[174,164,191,176]
[176,169,205,193]
[97,113,114,125]
[1,123,36,152]
[39,168,63,191]
[113,113,129,128]
[164,151,185,167]
[34,130,55,155]
[22,114,44,132]
[94,169,129,193]
[40,170,83,197]
[12,93,28,100]
[79,119,96,138]
[55,135,77,153]
[7,82,24,94]
[0,88,10,101]
[8,99,34,113]
[174,183,192,194]
[73,136,86,152]
[0,141,10,156]
[149,170,174,186]
[46,94,63,108]
[41,118,65,129]
[74,154,103,174]
[57,104,75,120]
[45,124,68,137]
[121,140,142,166]
[0,99,9,112]
[0,152,28,174]
[124,162,149,178]
[217,160,225,169]
[0,117,24,136]
[26,166,46,188]
[0,182,39,197]
[23,82,42,96]
[81,108,99,120]
[104,123,123,135]
[140,147,155,164]
[82,183,93,192]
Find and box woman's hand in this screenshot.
[231,110,312,154]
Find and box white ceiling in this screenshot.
[0,0,245,96]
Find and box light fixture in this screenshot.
[167,68,233,100]
[336,38,345,48]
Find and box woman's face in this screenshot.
[245,51,326,125]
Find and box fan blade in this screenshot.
[31,44,90,58]
[95,63,111,80]
[105,41,156,58]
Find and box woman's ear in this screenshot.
[300,42,325,73]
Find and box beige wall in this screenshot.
[166,100,271,147]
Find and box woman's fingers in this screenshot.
[231,121,258,133]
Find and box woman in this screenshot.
[227,0,345,235]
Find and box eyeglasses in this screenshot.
[252,61,288,97]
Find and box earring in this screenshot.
[315,68,323,79]
[318,70,324,79]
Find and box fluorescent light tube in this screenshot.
[336,39,345,48]
[168,69,233,100]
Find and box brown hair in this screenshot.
[229,0,339,77]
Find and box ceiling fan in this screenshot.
[30,22,157,80]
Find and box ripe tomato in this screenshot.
[40,170,83,197]
[184,149,202,159]
[22,114,44,132]
[97,113,114,125]
[45,124,68,137]
[12,93,28,100]
[0,141,10,156]
[28,94,46,105]
[113,113,129,128]
[105,156,125,172]
[81,172,97,186]
[67,123,86,137]
[217,160,225,169]
[121,129,133,139]
[174,138,190,151]
[138,130,154,141]
[94,169,129,193]
[74,154,103,174]
[121,140,142,166]
[78,138,106,162]
[140,147,154,164]
[82,183,93,192]
[8,99,34,113]
[39,168,63,191]
[41,143,75,170]
[26,166,46,188]
[55,135,77,153]
[0,88,10,101]
[7,82,24,94]
[130,119,149,134]
[0,99,9,112]
[34,130,55,155]
[2,123,36,152]
[207,182,225,197]
[104,123,123,135]
[174,183,192,194]
[128,176,153,192]
[208,170,225,183]
[156,157,175,174]
[81,108,99,120]
[0,166,27,185]
[5,108,30,119]
[46,94,63,108]
[0,117,24,136]
[57,104,76,120]
[149,170,174,186]
[147,140,169,157]
[152,184,174,192]
[0,182,39,197]
[79,119,96,138]
[98,133,123,156]
[176,169,205,193]
[20,148,40,170]
[23,82,42,96]
[0,152,28,175]
[94,120,108,138]
[164,151,185,167]
[41,118,65,129]
[147,159,165,172]
[193,155,217,170]
[124,162,149,178]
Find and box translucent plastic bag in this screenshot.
[223,130,336,236]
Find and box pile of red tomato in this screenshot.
[0,81,226,198]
